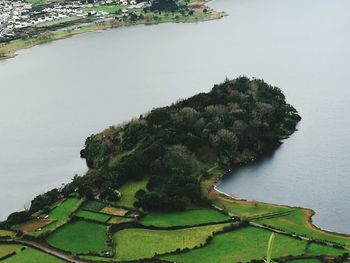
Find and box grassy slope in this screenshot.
[286,260,321,263]
[215,195,350,246]
[0,245,65,263]
[83,5,126,13]
[256,209,350,247]
[33,198,82,236]
[140,209,230,227]
[46,220,110,254]
[0,230,16,238]
[107,216,133,225]
[211,182,350,247]
[114,178,148,208]
[75,210,111,223]
[81,200,106,211]
[0,244,22,257]
[307,243,345,256]
[113,223,230,261]
[162,226,308,263]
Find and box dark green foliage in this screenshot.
[78,77,301,212]
[80,135,108,169]
[150,0,178,12]
[6,211,30,225]
[29,188,60,214]
[81,200,106,212]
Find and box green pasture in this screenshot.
[115,178,148,208]
[113,223,230,261]
[75,210,111,223]
[162,226,308,263]
[81,200,106,212]
[140,209,230,227]
[33,198,82,235]
[46,220,110,255]
[0,244,65,263]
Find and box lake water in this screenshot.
[1,0,349,233]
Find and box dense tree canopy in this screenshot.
[76,77,301,212]
[4,77,300,222]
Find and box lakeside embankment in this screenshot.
[0,0,224,60]
[206,169,350,246]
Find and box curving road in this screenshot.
[0,238,88,263]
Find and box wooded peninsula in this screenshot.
[1,78,350,263]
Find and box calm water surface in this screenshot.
[1,0,349,233]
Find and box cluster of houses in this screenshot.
[0,0,151,42]
[0,0,87,40]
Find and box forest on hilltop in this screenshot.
[5,77,301,225]
[77,77,301,211]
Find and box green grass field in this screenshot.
[162,226,308,263]
[75,210,111,223]
[46,220,111,255]
[83,5,126,14]
[81,200,106,212]
[140,209,230,227]
[33,198,82,235]
[306,243,345,256]
[107,216,134,225]
[115,178,148,208]
[256,209,350,247]
[0,245,65,263]
[0,244,22,258]
[286,260,321,263]
[113,223,230,261]
[214,196,350,247]
[213,197,290,218]
[0,229,16,238]
[162,226,347,263]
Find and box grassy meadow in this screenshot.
[162,227,308,263]
[140,209,230,227]
[113,223,230,261]
[75,210,111,223]
[115,178,148,208]
[0,244,65,263]
[46,220,110,254]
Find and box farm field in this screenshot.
[255,209,350,247]
[286,260,321,263]
[213,195,291,218]
[0,244,22,257]
[140,209,230,227]
[214,196,350,247]
[75,210,111,223]
[0,229,16,238]
[33,198,82,235]
[0,245,65,263]
[161,226,308,263]
[46,220,111,255]
[100,207,128,217]
[83,5,126,14]
[113,223,231,261]
[114,178,148,208]
[306,243,345,256]
[107,216,133,225]
[15,219,52,234]
[81,200,106,212]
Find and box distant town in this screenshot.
[0,0,152,42]
[0,0,222,59]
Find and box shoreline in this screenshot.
[0,0,225,61]
[212,174,350,240]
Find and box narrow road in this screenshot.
[0,238,88,263]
